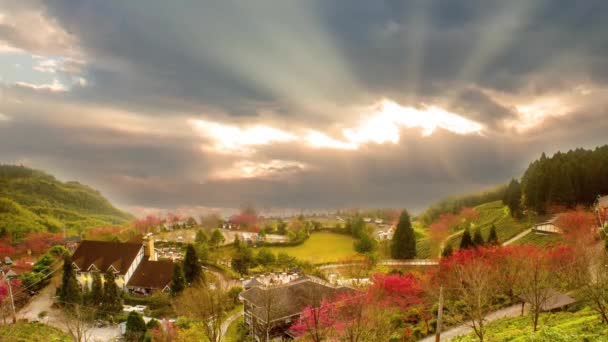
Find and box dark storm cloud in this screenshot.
[1,0,608,213]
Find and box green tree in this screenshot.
[354,232,377,254]
[125,311,147,342]
[195,230,208,244]
[256,249,276,266]
[487,224,499,245]
[442,243,453,258]
[234,234,242,249]
[90,271,103,304]
[59,254,82,306]
[504,179,523,218]
[231,246,255,275]
[459,227,474,250]
[473,228,485,246]
[101,270,122,314]
[391,210,416,259]
[277,220,287,235]
[186,217,198,228]
[209,229,225,248]
[171,264,186,296]
[183,244,202,284]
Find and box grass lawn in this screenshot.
[0,322,71,342]
[513,231,563,246]
[453,307,608,341]
[224,317,245,342]
[267,232,359,264]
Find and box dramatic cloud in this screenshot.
[0,0,607,215]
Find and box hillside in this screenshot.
[0,164,132,239]
[445,201,532,248]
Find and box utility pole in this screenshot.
[435,285,444,342]
[3,271,16,323]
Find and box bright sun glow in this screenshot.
[191,119,297,153]
[191,99,483,154]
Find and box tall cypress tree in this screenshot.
[59,254,82,306]
[90,271,103,304]
[487,224,499,245]
[125,311,147,342]
[504,179,522,218]
[101,270,122,314]
[391,210,416,259]
[460,227,474,250]
[473,228,485,246]
[170,264,186,296]
[442,243,454,258]
[183,244,202,284]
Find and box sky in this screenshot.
[1,0,607,216]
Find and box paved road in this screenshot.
[17,284,121,342]
[418,304,523,342]
[319,259,438,270]
[502,229,532,246]
[220,311,244,340]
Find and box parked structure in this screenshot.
[533,214,563,234]
[239,275,354,341]
[71,238,174,294]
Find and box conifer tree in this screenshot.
[487,224,499,245]
[125,311,147,342]
[89,271,103,303]
[391,210,416,259]
[183,244,202,284]
[460,227,474,250]
[101,270,122,314]
[59,254,82,306]
[442,243,454,258]
[473,227,485,246]
[170,264,186,296]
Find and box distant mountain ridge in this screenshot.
[0,164,133,239]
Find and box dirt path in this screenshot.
[418,304,523,341]
[220,310,244,340]
[17,284,121,342]
[502,228,532,246]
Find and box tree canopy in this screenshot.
[391,210,416,259]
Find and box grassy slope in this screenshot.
[453,307,608,341]
[513,231,563,246]
[0,322,71,342]
[225,317,245,342]
[446,201,531,249]
[267,232,358,264]
[0,164,132,238]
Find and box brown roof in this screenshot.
[127,259,175,289]
[72,240,142,274]
[240,277,355,322]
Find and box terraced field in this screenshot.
[445,201,533,249]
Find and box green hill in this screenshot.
[0,164,133,239]
[445,201,532,248]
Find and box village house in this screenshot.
[533,214,563,234]
[239,275,354,341]
[71,238,175,294]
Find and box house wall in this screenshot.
[74,246,144,291]
[124,247,144,286]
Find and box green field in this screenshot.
[446,201,532,249]
[453,307,608,341]
[267,232,358,264]
[0,323,71,341]
[513,231,563,246]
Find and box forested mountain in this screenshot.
[521,145,608,214]
[0,164,133,239]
